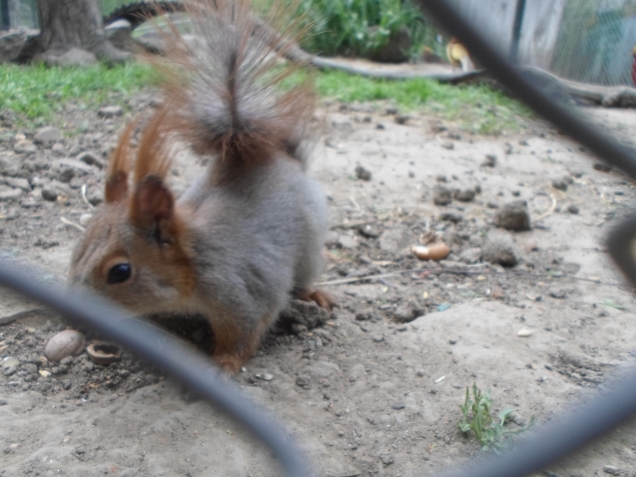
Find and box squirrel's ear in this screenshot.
[130,175,175,241]
[105,122,136,203]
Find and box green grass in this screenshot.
[0,63,155,125]
[0,63,528,134]
[458,384,535,452]
[315,70,531,134]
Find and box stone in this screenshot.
[482,236,518,267]
[2,357,20,376]
[337,235,357,249]
[549,287,566,299]
[380,454,394,466]
[378,227,408,253]
[78,152,105,169]
[97,106,124,118]
[41,187,59,202]
[439,212,463,223]
[3,177,31,192]
[454,188,475,202]
[481,154,497,167]
[51,143,66,156]
[567,204,579,214]
[460,247,482,264]
[495,201,531,231]
[79,213,93,226]
[593,162,612,172]
[357,224,380,238]
[33,126,63,146]
[51,48,97,67]
[0,154,20,176]
[433,186,452,206]
[552,178,568,191]
[0,186,23,201]
[355,165,372,181]
[0,29,29,63]
[86,188,104,206]
[14,140,37,155]
[295,375,311,388]
[393,305,416,323]
[603,465,621,476]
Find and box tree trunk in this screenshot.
[20,0,128,65]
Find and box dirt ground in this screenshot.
[2,93,636,477]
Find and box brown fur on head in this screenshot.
[69,108,196,315]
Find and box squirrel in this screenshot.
[68,0,335,373]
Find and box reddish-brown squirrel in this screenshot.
[68,0,335,373]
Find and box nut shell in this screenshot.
[44,329,86,362]
[412,243,450,261]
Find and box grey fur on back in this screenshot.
[178,155,327,326]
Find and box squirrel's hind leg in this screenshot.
[210,313,274,373]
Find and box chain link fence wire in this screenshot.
[4,1,636,477]
[551,0,636,86]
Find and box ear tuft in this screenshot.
[130,175,175,233]
[105,121,136,203]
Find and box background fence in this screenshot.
[3,0,636,86]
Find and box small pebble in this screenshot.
[593,163,612,172]
[41,188,59,202]
[549,287,566,299]
[603,465,621,476]
[97,106,124,118]
[79,214,93,226]
[525,238,538,252]
[482,237,518,267]
[433,186,452,206]
[495,201,531,231]
[567,204,579,214]
[33,126,63,146]
[355,165,372,181]
[454,189,475,202]
[552,178,568,191]
[481,154,497,167]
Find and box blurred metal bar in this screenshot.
[510,0,526,62]
[0,259,313,477]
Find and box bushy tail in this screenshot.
[156,0,315,177]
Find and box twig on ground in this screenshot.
[317,266,627,289]
[330,219,378,230]
[534,193,557,222]
[61,217,85,232]
[81,184,95,210]
[0,308,51,326]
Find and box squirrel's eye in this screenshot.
[107,263,132,284]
